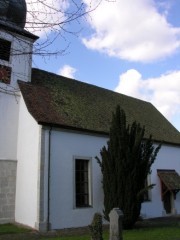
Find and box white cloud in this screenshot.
[58,65,77,78]
[26,0,69,37]
[82,0,180,63]
[115,69,180,124]
[115,69,142,97]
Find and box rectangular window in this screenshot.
[0,39,11,62]
[75,159,91,208]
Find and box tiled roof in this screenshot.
[18,68,180,145]
[157,170,180,190]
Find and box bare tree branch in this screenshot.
[0,0,102,92]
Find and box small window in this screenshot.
[75,159,91,207]
[0,39,11,62]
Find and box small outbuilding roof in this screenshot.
[18,68,180,145]
[157,170,180,191]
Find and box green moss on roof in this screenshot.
[18,68,180,145]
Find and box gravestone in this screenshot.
[109,208,123,240]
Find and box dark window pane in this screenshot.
[0,39,11,62]
[75,159,90,207]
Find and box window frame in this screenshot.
[73,156,93,208]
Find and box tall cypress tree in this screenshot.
[96,105,161,229]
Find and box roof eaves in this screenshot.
[38,121,109,137]
[0,20,39,40]
[37,121,180,146]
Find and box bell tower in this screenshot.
[0,0,38,223]
[0,0,38,90]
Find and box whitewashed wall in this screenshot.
[48,129,180,229]
[49,129,108,229]
[0,29,34,162]
[15,95,41,228]
[0,93,20,160]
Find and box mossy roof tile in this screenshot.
[18,68,180,145]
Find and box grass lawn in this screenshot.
[0,223,30,235]
[1,219,180,240]
[123,227,180,240]
[39,227,180,240]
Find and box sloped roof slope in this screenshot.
[18,68,180,145]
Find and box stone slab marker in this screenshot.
[109,208,123,240]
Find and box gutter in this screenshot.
[47,127,52,231]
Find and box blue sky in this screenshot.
[27,0,180,131]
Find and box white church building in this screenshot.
[1,0,180,232]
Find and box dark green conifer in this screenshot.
[96,105,161,229]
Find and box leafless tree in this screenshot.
[0,0,103,92]
[25,0,102,57]
[1,0,102,57]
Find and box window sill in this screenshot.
[74,205,93,209]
